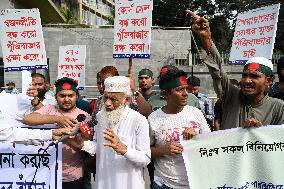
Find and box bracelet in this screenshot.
[31,97,40,107]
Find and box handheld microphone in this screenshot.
[49,114,87,146]
[80,116,98,138]
[76,114,86,122]
[50,114,98,146]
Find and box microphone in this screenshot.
[76,114,86,122]
[49,114,87,146]
[49,114,98,146]
[80,116,98,138]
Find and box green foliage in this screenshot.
[209,16,233,53]
[60,5,79,24]
[153,0,283,54]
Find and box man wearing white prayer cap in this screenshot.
[187,10,284,130]
[69,76,151,189]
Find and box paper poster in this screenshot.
[58,45,86,90]
[0,9,48,71]
[229,4,280,64]
[113,0,153,58]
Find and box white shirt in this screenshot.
[0,127,52,143]
[83,106,151,189]
[0,92,33,129]
[0,92,53,144]
[148,105,211,189]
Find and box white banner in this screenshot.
[181,125,284,189]
[113,0,153,58]
[229,4,280,64]
[0,142,62,189]
[58,45,86,90]
[0,9,48,72]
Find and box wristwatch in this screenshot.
[133,91,140,99]
[31,97,40,107]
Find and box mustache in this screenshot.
[241,83,255,89]
[62,102,72,105]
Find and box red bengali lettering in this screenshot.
[6,32,18,39]
[243,49,256,58]
[6,54,21,62]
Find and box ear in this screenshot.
[266,76,274,86]
[124,96,131,105]
[161,90,170,98]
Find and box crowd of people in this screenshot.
[1,10,284,189]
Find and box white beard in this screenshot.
[101,104,125,128]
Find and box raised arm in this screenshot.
[186,9,234,100]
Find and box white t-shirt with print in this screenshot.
[148,105,211,189]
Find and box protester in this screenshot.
[149,65,201,111]
[91,65,151,118]
[188,75,214,129]
[137,68,159,188]
[26,73,57,110]
[268,57,284,101]
[6,81,19,94]
[138,68,158,101]
[23,77,91,189]
[187,9,284,129]
[70,76,151,189]
[149,67,210,189]
[91,66,119,116]
[0,90,73,142]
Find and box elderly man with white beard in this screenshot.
[70,76,151,189]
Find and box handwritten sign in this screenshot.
[58,45,86,90]
[181,125,284,188]
[0,9,48,72]
[0,142,62,189]
[229,4,280,64]
[113,0,153,58]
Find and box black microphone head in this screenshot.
[77,114,86,122]
[88,116,98,127]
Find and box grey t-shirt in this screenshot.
[202,44,284,130]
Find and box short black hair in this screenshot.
[187,76,200,86]
[54,77,78,93]
[31,73,46,81]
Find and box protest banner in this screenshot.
[229,4,280,64]
[0,9,48,72]
[181,125,284,189]
[113,0,153,59]
[58,45,86,90]
[0,142,62,189]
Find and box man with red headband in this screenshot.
[23,77,91,189]
[148,68,210,189]
[187,10,284,130]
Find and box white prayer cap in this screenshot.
[245,57,273,71]
[104,76,132,96]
